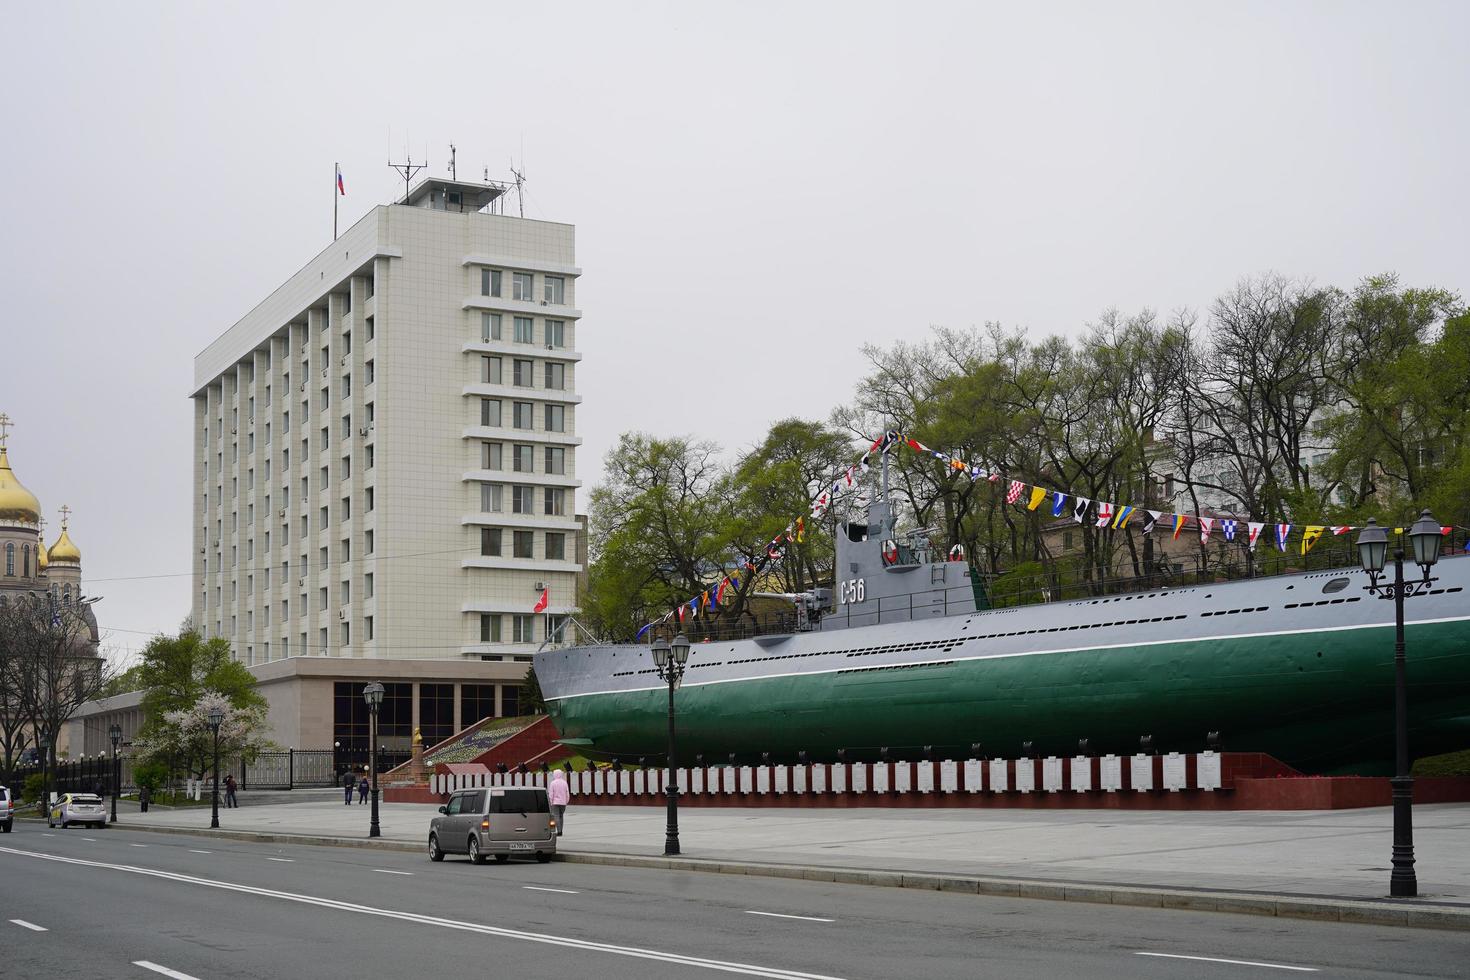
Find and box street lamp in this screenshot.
[650,633,691,855]
[108,723,121,825]
[206,705,225,830]
[1356,511,1443,898]
[363,681,385,839]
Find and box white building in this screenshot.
[183,178,584,752]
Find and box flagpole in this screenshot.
[333,162,339,241]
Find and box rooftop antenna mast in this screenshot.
[389,145,425,203]
[509,156,526,218]
[447,143,457,181]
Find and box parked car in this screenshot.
[0,785,13,833]
[428,786,555,865]
[47,793,107,830]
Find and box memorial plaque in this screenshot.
[632,770,645,795]
[793,766,808,793]
[738,766,754,794]
[988,758,1008,792]
[618,771,631,795]
[593,771,606,795]
[872,763,889,794]
[690,768,705,795]
[773,765,789,794]
[1130,754,1153,792]
[1070,756,1092,793]
[896,763,913,794]
[919,763,938,793]
[1099,755,1122,792]
[830,764,845,793]
[1042,757,1064,792]
[1015,758,1035,793]
[756,767,771,794]
[1197,751,1222,791]
[1162,752,1187,791]
[850,763,867,794]
[813,765,828,793]
[946,760,965,793]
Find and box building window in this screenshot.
[546,532,566,561]
[461,683,497,724]
[480,527,502,557]
[481,356,502,385]
[366,487,374,512]
[320,587,328,610]
[481,312,501,342]
[512,272,533,301]
[481,442,503,470]
[514,317,534,344]
[342,330,352,354]
[419,684,454,745]
[366,445,374,469]
[364,573,373,598]
[481,268,501,297]
[480,483,502,512]
[544,276,564,305]
[544,362,565,390]
[4,542,12,576]
[341,456,351,480]
[21,544,30,577]
[513,444,534,473]
[341,579,351,603]
[502,684,521,717]
[545,404,565,433]
[544,487,567,517]
[513,529,534,559]
[365,316,374,340]
[545,320,565,349]
[512,615,534,644]
[366,360,374,385]
[480,398,502,428]
[512,485,535,514]
[342,375,351,399]
[512,402,533,429]
[479,615,501,643]
[544,446,566,475]
[365,615,373,640]
[512,359,533,387]
[365,529,374,554]
[341,414,352,440]
[341,622,350,646]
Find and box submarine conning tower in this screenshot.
[820,498,979,632]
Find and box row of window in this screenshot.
[481,268,567,306]
[480,442,569,477]
[479,398,566,433]
[480,483,569,517]
[480,355,568,390]
[480,313,568,348]
[3,542,36,577]
[481,612,568,644]
[479,528,569,561]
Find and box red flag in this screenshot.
[533,588,549,614]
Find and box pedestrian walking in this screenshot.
[224,774,238,809]
[343,769,355,805]
[548,769,570,837]
[358,773,369,804]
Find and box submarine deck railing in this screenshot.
[635,529,1470,645]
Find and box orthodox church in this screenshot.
[0,413,98,647]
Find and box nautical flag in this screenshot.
[969,466,987,482]
[795,517,805,543]
[1275,523,1291,552]
[1027,486,1047,511]
[1247,522,1265,550]
[1052,492,1069,518]
[949,457,967,472]
[1221,519,1238,542]
[1301,525,1325,555]
[988,472,1001,483]
[636,622,653,640]
[1331,526,1352,536]
[1095,502,1114,527]
[533,587,549,614]
[1112,505,1135,529]
[907,437,931,454]
[1199,517,1214,544]
[1171,514,1187,540]
[812,491,830,518]
[1444,526,1455,536]
[676,604,686,623]
[337,166,345,195]
[689,596,700,617]
[730,575,741,591]
[1006,480,1025,505]
[1142,510,1161,534]
[1073,498,1091,524]
[844,467,856,487]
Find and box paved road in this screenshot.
[2,825,1466,979]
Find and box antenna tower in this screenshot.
[447,143,457,181]
[389,150,425,203]
[510,156,527,218]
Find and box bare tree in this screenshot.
[0,604,33,784]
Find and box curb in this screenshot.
[112,822,1470,932]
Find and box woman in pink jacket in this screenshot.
[548,770,570,836]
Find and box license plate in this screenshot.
[509,842,534,851]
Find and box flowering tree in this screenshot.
[133,690,273,781]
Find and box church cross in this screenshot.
[59,504,71,529]
[0,413,11,449]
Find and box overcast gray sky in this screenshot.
[2,1,1466,664]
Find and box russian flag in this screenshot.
[337,167,345,196]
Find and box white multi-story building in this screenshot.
[184,178,583,752]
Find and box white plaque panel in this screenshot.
[896,763,913,794]
[988,758,1008,792]
[851,763,867,794]
[632,770,645,795]
[756,767,771,794]
[793,766,808,793]
[830,764,845,793]
[814,765,828,793]
[872,763,889,794]
[738,766,754,794]
[690,768,705,795]
[1162,752,1187,792]
[1070,756,1093,792]
[773,765,789,793]
[617,771,631,795]
[1131,754,1153,792]
[592,771,606,795]
[1015,759,1035,793]
[947,760,965,793]
[1197,752,1221,791]
[1042,757,1064,792]
[1100,755,1122,792]
[920,763,938,793]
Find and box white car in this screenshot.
[48,792,107,829]
[0,785,13,833]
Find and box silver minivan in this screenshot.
[429,786,556,865]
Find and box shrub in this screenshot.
[132,759,169,795]
[22,772,46,804]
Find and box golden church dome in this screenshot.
[48,527,81,564]
[36,530,48,569]
[0,448,42,524]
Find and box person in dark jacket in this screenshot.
[224,774,239,808]
[343,769,356,805]
[358,773,370,803]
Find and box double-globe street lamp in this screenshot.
[649,633,691,856]
[206,704,225,830]
[108,723,121,826]
[363,681,384,838]
[1355,509,1444,899]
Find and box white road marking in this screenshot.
[266,857,294,862]
[40,833,54,837]
[524,885,579,894]
[745,911,835,923]
[10,919,47,931]
[133,961,203,980]
[81,837,97,842]
[373,869,414,876]
[129,843,149,847]
[188,850,212,854]
[1134,952,1318,972]
[0,845,848,980]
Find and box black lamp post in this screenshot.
[206,705,224,830]
[108,723,121,825]
[363,681,384,839]
[1356,510,1443,898]
[650,633,691,856]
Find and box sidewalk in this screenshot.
[109,796,1470,906]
